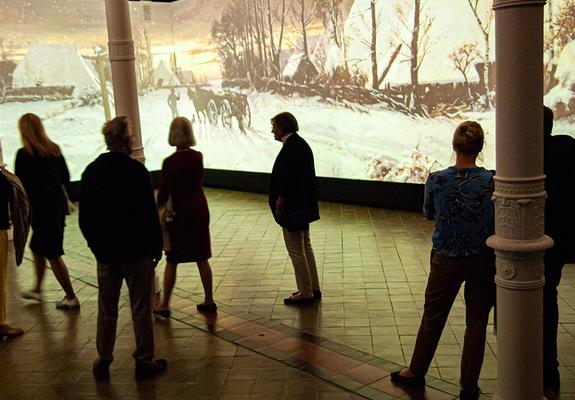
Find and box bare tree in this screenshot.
[290,0,318,57]
[0,38,13,103]
[213,4,247,79]
[547,0,556,61]
[553,0,575,51]
[134,28,154,89]
[213,0,272,80]
[370,0,378,89]
[467,0,493,110]
[351,0,402,90]
[450,42,480,101]
[319,0,344,47]
[95,48,112,120]
[267,0,287,77]
[394,0,434,108]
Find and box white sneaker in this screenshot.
[21,290,43,302]
[56,296,80,310]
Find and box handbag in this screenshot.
[159,195,175,251]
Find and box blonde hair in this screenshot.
[168,117,196,147]
[18,113,61,157]
[452,121,484,155]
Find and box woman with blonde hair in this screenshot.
[154,117,216,316]
[15,113,79,309]
[391,121,495,400]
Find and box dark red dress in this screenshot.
[157,149,211,263]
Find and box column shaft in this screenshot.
[489,1,552,399]
[104,0,145,163]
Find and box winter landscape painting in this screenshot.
[0,0,574,182]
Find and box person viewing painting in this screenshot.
[269,112,321,305]
[15,113,79,310]
[542,105,575,397]
[0,160,31,339]
[391,121,495,400]
[154,117,216,317]
[79,116,166,380]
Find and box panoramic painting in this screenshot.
[0,0,574,181]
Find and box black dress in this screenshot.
[15,149,69,259]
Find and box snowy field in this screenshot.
[1,87,573,182]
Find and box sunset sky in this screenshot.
[0,0,337,81]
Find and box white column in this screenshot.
[488,1,552,399]
[104,0,145,163]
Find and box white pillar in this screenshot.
[488,1,552,399]
[104,0,145,163]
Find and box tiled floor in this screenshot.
[4,188,575,399]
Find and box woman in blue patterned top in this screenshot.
[391,121,495,400]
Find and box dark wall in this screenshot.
[69,168,424,212]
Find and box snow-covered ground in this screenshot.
[1,87,573,182]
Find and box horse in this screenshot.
[187,86,213,123]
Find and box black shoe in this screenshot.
[390,371,425,387]
[459,388,480,400]
[196,303,217,314]
[283,296,315,305]
[153,308,171,319]
[135,358,168,380]
[544,387,560,400]
[544,370,560,395]
[92,360,110,381]
[291,290,322,300]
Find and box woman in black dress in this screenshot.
[15,113,79,309]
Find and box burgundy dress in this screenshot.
[157,149,211,263]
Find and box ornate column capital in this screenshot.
[493,0,546,10]
[488,176,554,251]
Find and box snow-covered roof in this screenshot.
[12,43,99,92]
[282,53,306,78]
[153,60,181,87]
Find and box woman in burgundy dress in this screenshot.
[154,117,216,315]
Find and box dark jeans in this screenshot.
[96,257,155,365]
[543,248,565,390]
[410,252,496,390]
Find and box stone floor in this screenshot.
[2,188,575,399]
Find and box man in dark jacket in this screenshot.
[79,116,166,381]
[543,106,575,397]
[269,112,321,305]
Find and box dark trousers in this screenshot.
[543,249,565,390]
[410,252,495,390]
[96,257,155,365]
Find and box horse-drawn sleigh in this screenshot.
[187,86,251,134]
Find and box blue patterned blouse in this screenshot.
[424,167,495,257]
